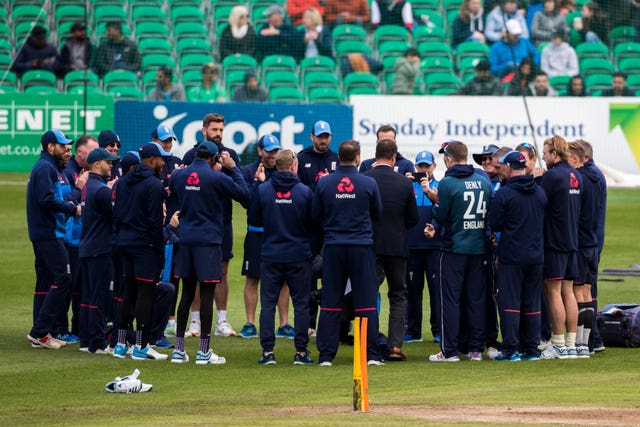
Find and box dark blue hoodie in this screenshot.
[113,163,164,250]
[296,146,339,191]
[247,171,313,263]
[583,159,607,253]
[408,176,442,251]
[488,174,548,265]
[312,165,382,246]
[241,159,276,232]
[359,152,415,174]
[79,172,113,258]
[170,158,250,246]
[577,165,601,249]
[540,160,582,252]
[26,151,77,242]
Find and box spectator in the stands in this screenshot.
[233,70,269,102]
[389,47,421,95]
[256,5,304,61]
[540,29,579,77]
[507,57,537,95]
[371,0,414,30]
[187,62,226,103]
[13,25,59,76]
[148,66,186,102]
[325,0,370,28]
[565,74,588,96]
[485,0,530,43]
[58,22,93,77]
[572,2,608,44]
[601,72,635,96]
[341,53,383,77]
[456,59,503,95]
[219,5,257,61]
[531,0,568,46]
[489,19,539,78]
[288,0,325,27]
[527,71,557,95]
[451,0,486,49]
[92,21,141,77]
[302,8,333,58]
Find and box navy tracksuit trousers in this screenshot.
[406,250,441,339]
[80,256,112,351]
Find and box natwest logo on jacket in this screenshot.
[186,172,201,190]
[569,172,580,194]
[275,190,292,204]
[335,177,356,199]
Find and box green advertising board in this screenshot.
[0,94,114,172]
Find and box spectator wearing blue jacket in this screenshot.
[13,25,60,76]
[488,151,548,361]
[484,0,529,43]
[26,130,80,350]
[248,149,315,365]
[489,19,539,78]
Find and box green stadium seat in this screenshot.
[585,73,612,94]
[251,5,272,29]
[93,5,128,28]
[102,69,139,91]
[54,5,85,25]
[609,26,636,49]
[579,57,614,77]
[421,56,455,74]
[549,74,572,91]
[381,56,398,90]
[442,0,464,13]
[264,70,299,90]
[335,40,372,58]
[68,85,103,95]
[224,69,246,97]
[457,56,481,81]
[308,86,343,104]
[455,41,490,67]
[138,38,173,56]
[181,69,203,90]
[170,6,206,25]
[299,55,335,82]
[413,25,446,45]
[179,53,214,73]
[373,25,411,52]
[377,40,412,62]
[0,69,17,86]
[343,72,379,96]
[627,74,640,91]
[0,22,10,40]
[96,21,131,44]
[429,87,458,95]
[213,5,235,29]
[57,21,92,44]
[346,86,381,100]
[417,41,453,60]
[222,54,258,82]
[63,69,99,91]
[176,37,212,56]
[135,21,171,41]
[414,9,443,29]
[332,24,367,51]
[0,85,17,93]
[0,52,11,70]
[424,72,460,94]
[261,55,297,79]
[0,38,11,55]
[0,7,8,24]
[24,85,59,94]
[614,42,640,69]
[107,85,144,100]
[131,5,167,25]
[21,69,57,89]
[142,53,177,71]
[303,71,340,96]
[173,22,208,42]
[618,57,640,74]
[270,86,305,103]
[409,0,439,12]
[12,5,47,26]
[575,42,610,60]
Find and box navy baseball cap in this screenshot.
[197,140,219,156]
[120,151,140,169]
[41,129,73,148]
[98,130,120,148]
[499,150,527,169]
[472,144,500,165]
[415,150,435,165]
[87,147,120,164]
[312,120,332,136]
[257,134,281,152]
[139,141,172,158]
[152,124,176,141]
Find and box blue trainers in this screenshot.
[132,345,168,361]
[154,337,174,348]
[494,351,521,361]
[113,343,130,359]
[239,322,258,338]
[259,352,276,365]
[403,333,423,343]
[433,334,441,343]
[171,349,189,364]
[195,349,226,365]
[55,333,79,344]
[521,353,541,361]
[293,351,314,365]
[276,323,295,339]
[567,347,578,359]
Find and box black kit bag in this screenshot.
[596,303,640,347]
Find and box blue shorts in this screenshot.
[575,247,599,285]
[120,246,163,282]
[222,221,233,261]
[543,250,578,281]
[241,230,262,278]
[175,245,222,283]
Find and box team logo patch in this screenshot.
[569,172,579,189]
[337,177,355,193]
[276,191,291,199]
[187,172,200,186]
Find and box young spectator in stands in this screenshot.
[92,21,141,77]
[601,72,635,96]
[371,0,414,30]
[148,66,185,102]
[489,19,539,78]
[233,70,269,102]
[572,2,608,44]
[456,59,503,95]
[187,62,226,103]
[58,22,93,77]
[527,71,557,95]
[485,0,530,43]
[325,0,370,28]
[302,8,333,59]
[451,0,486,49]
[531,0,568,46]
[219,5,257,61]
[507,57,536,95]
[256,5,304,61]
[13,25,59,76]
[565,74,587,96]
[288,0,325,27]
[389,47,421,95]
[540,29,579,77]
[340,53,383,77]
[557,0,577,14]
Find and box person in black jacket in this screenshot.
[359,125,415,174]
[58,22,93,76]
[92,21,141,77]
[219,5,257,60]
[363,139,419,361]
[13,25,60,76]
[256,5,303,61]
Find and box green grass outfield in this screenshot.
[2,172,640,426]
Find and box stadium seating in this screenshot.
[264,70,299,90]
[102,70,139,92]
[343,72,379,96]
[549,75,572,92]
[373,25,411,52]
[613,42,640,69]
[21,69,57,90]
[63,70,99,91]
[269,86,304,103]
[413,25,446,45]
[299,56,335,82]
[303,70,340,98]
[107,85,144,100]
[585,73,613,94]
[308,86,344,104]
[575,42,610,60]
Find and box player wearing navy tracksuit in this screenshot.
[540,136,582,358]
[98,130,123,180]
[359,124,415,175]
[313,140,383,365]
[79,148,119,353]
[429,141,491,362]
[169,141,250,364]
[488,151,548,360]
[248,150,315,364]
[26,130,80,349]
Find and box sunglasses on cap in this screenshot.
[517,142,536,156]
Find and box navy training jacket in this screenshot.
[79,173,113,257]
[296,146,339,191]
[359,152,415,174]
[577,165,601,249]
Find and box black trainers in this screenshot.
[258,352,276,365]
[293,351,314,365]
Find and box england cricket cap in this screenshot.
[197,140,219,156]
[415,150,435,165]
[119,151,140,169]
[312,120,332,136]
[472,144,499,165]
[41,129,73,148]
[499,150,527,169]
[152,124,176,141]
[98,130,120,148]
[139,141,172,158]
[87,147,120,163]
[257,134,281,152]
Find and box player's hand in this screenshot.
[422,182,438,202]
[107,176,118,188]
[220,151,236,169]
[255,163,266,182]
[74,204,82,217]
[75,170,89,189]
[317,168,330,180]
[170,210,180,228]
[405,172,414,180]
[532,167,545,178]
[423,223,435,239]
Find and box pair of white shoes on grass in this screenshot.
[105,369,152,394]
